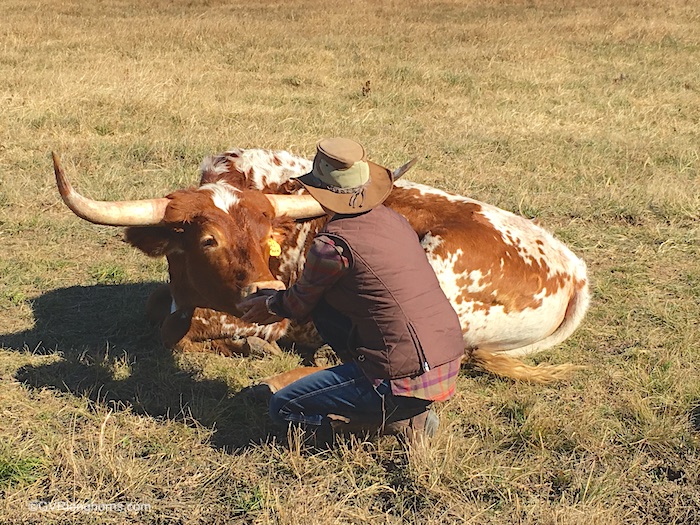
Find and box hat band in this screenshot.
[310,176,370,195]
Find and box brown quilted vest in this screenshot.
[322,205,464,379]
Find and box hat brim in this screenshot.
[295,160,393,215]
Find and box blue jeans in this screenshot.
[270,299,431,428]
[269,361,431,427]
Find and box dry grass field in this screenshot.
[1,0,699,523]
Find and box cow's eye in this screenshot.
[200,236,218,249]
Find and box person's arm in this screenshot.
[238,235,349,324]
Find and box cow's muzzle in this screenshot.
[240,280,287,299]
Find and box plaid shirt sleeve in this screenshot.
[388,357,462,402]
[268,234,350,322]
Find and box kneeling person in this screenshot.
[238,138,464,441]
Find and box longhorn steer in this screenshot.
[53,148,590,382]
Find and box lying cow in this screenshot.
[52,147,590,383]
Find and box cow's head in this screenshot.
[52,153,325,317]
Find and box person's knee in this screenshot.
[268,392,287,425]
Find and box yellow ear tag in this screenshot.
[268,238,282,257]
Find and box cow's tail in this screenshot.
[466,275,590,383]
[467,349,586,384]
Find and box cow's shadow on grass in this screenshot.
[2,283,283,450]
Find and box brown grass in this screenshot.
[1,0,699,523]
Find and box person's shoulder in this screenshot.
[312,234,349,254]
[310,234,352,269]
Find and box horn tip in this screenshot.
[51,151,62,173]
[51,151,71,197]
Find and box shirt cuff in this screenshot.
[265,291,287,318]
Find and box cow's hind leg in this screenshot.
[493,278,591,359]
[241,366,325,404]
[260,367,326,393]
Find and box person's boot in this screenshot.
[328,414,378,437]
[382,409,439,442]
[327,410,439,444]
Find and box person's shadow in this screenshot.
[2,283,280,450]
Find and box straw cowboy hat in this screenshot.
[295,138,401,214]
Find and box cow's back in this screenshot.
[386,180,589,356]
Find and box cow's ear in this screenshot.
[279,179,303,194]
[271,215,296,245]
[124,226,181,257]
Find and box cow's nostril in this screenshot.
[241,281,286,298]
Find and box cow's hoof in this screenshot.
[242,336,283,358]
[208,337,247,357]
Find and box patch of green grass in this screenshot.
[0,454,45,489]
[88,263,128,285]
[229,484,265,517]
[2,289,26,307]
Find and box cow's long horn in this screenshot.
[265,194,325,219]
[53,152,169,226]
